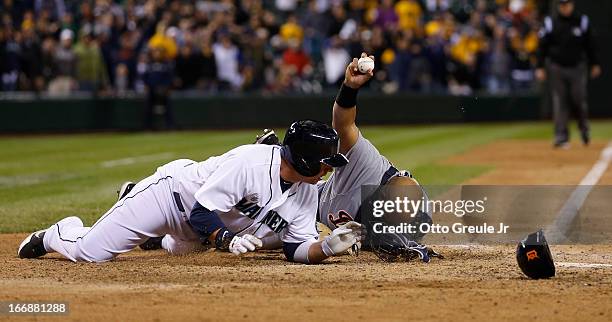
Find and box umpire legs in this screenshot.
[549,63,570,145]
[549,63,590,146]
[569,64,590,144]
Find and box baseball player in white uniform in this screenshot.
[18,120,363,264]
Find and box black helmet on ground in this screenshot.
[516,229,556,279]
[281,120,349,177]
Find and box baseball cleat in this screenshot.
[117,181,136,200]
[254,129,280,145]
[18,230,48,259]
[581,133,590,146]
[139,236,164,250]
[553,141,570,149]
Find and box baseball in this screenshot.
[357,56,374,73]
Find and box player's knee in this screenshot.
[72,241,117,263]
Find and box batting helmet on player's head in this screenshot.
[516,229,556,279]
[282,120,348,177]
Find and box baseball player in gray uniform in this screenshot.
[255,53,436,261]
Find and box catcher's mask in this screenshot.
[516,229,555,279]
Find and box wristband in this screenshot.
[214,227,235,251]
[321,238,335,257]
[335,83,358,108]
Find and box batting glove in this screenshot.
[321,221,363,257]
[228,234,263,255]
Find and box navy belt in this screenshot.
[173,192,185,212]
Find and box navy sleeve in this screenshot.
[189,202,226,243]
[282,242,304,262]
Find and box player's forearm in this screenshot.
[306,241,329,264]
[333,85,360,154]
[189,202,228,247]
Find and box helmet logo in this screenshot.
[526,250,539,261]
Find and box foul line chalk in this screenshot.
[101,152,175,168]
[557,262,612,269]
[546,141,612,243]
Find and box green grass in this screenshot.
[1,121,611,233]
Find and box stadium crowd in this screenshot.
[0,0,549,96]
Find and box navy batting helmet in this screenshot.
[281,120,348,177]
[516,229,556,279]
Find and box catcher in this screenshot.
[293,52,440,262]
[126,53,440,262]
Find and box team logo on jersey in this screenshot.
[260,210,289,233]
[328,210,353,228]
[235,193,263,219]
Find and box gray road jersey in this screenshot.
[318,132,392,229]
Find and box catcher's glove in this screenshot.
[367,230,443,263]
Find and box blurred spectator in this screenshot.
[48,29,76,96]
[395,0,422,32]
[73,27,108,92]
[508,25,537,91]
[282,39,311,76]
[0,28,20,91]
[19,24,44,91]
[115,63,129,95]
[375,0,398,31]
[323,36,350,86]
[143,47,174,130]
[213,34,242,90]
[174,42,202,90]
[199,41,217,91]
[485,26,511,94]
[34,0,66,22]
[279,14,303,43]
[0,0,546,96]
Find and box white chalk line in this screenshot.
[546,141,612,243]
[557,262,612,269]
[100,152,175,168]
[0,173,79,188]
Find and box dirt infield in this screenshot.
[2,234,611,322]
[2,140,612,321]
[445,139,611,185]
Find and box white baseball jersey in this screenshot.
[42,144,319,262]
[160,144,320,245]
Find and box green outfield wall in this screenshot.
[0,94,550,132]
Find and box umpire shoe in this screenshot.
[581,133,590,146]
[117,181,136,200]
[18,230,47,259]
[139,236,164,251]
[553,141,570,149]
[254,129,280,145]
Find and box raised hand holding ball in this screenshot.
[357,56,375,74]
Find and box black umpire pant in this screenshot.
[548,62,589,144]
